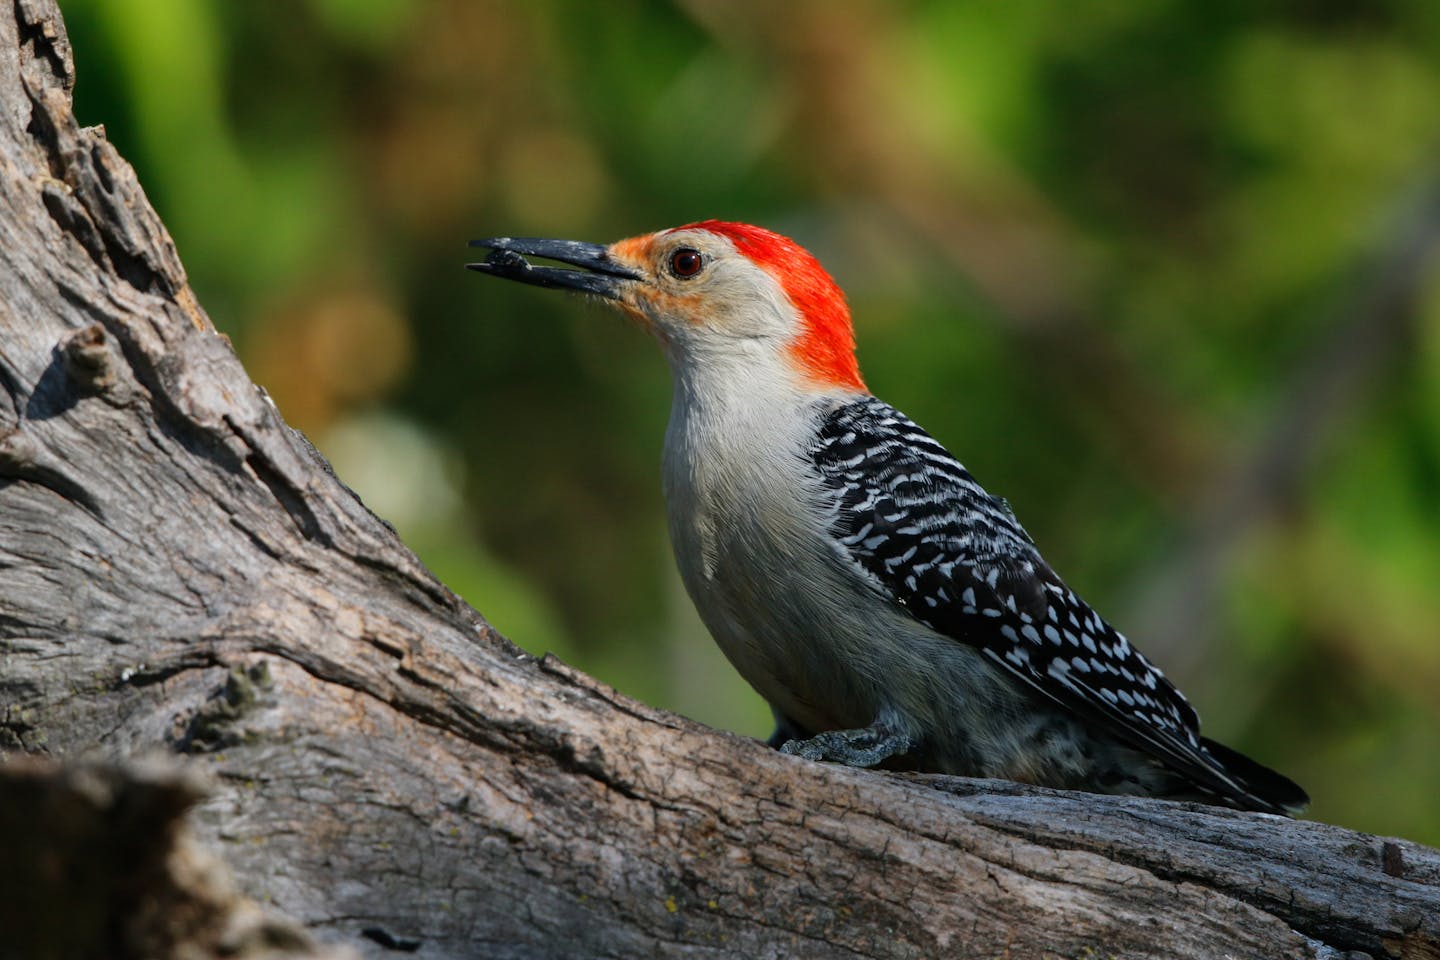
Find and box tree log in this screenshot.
[0,2,1436,958]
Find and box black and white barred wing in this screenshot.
[809,397,1251,798]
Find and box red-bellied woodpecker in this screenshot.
[467,220,1308,815]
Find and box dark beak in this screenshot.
[467,237,642,300]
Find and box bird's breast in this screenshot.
[659,395,892,732]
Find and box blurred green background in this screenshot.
[59,0,1440,843]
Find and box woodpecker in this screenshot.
[467,221,1308,815]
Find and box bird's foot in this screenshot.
[779,726,915,769]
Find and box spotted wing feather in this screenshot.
[809,396,1257,802]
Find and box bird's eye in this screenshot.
[669,248,704,279]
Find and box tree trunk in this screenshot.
[0,3,1436,958]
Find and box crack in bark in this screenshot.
[0,423,103,518]
[12,0,71,91]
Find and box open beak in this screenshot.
[467,237,643,300]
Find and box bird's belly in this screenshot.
[684,559,882,735]
[666,490,867,731]
[667,490,1028,763]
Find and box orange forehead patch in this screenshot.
[608,234,655,268]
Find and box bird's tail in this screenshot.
[1201,737,1309,816]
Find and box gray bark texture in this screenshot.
[1,2,1437,958]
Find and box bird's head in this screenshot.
[468,221,866,393]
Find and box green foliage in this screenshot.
[62,0,1440,843]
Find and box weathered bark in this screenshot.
[0,2,1436,958]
